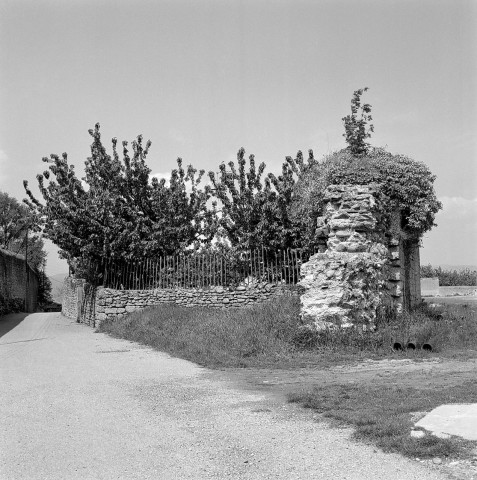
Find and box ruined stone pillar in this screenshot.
[402,238,421,311]
[299,185,389,330]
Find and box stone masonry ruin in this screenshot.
[298,184,421,330]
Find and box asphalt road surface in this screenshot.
[0,313,448,480]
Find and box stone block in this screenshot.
[389,251,400,261]
[388,270,401,282]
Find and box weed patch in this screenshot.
[288,381,477,459]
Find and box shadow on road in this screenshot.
[0,313,29,339]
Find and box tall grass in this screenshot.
[98,295,302,367]
[98,296,477,368]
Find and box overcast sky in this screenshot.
[1,0,476,275]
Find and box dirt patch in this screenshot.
[216,357,477,398]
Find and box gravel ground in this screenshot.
[0,313,449,480]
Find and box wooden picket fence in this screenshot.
[102,248,317,290]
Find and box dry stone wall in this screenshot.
[61,277,85,321]
[62,278,299,327]
[299,184,410,330]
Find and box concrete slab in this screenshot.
[415,404,477,440]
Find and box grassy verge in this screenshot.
[98,295,477,368]
[98,295,305,368]
[288,381,477,460]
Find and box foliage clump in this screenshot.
[293,88,441,239]
[293,150,441,241]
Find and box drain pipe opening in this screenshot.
[407,341,417,350]
[422,343,433,352]
[393,342,403,351]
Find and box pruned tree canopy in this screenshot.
[208,148,317,251]
[24,124,213,281]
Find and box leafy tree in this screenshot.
[208,148,269,250]
[208,149,317,251]
[0,191,52,305]
[0,191,38,248]
[266,150,317,250]
[24,124,212,283]
[342,87,374,156]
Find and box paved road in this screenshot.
[0,313,448,480]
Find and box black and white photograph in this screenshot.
[1,0,476,478]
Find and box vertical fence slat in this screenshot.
[193,255,197,288]
[156,257,159,289]
[224,254,227,286]
[173,255,176,288]
[124,260,127,289]
[167,256,170,288]
[212,254,215,286]
[247,250,251,281]
[145,258,149,289]
[201,254,205,288]
[187,255,190,288]
[291,249,297,283]
[139,259,143,290]
[288,249,293,284]
[159,256,162,289]
[130,261,134,290]
[257,248,261,281]
[265,249,270,283]
[134,261,138,290]
[219,255,223,286]
[155,257,159,289]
